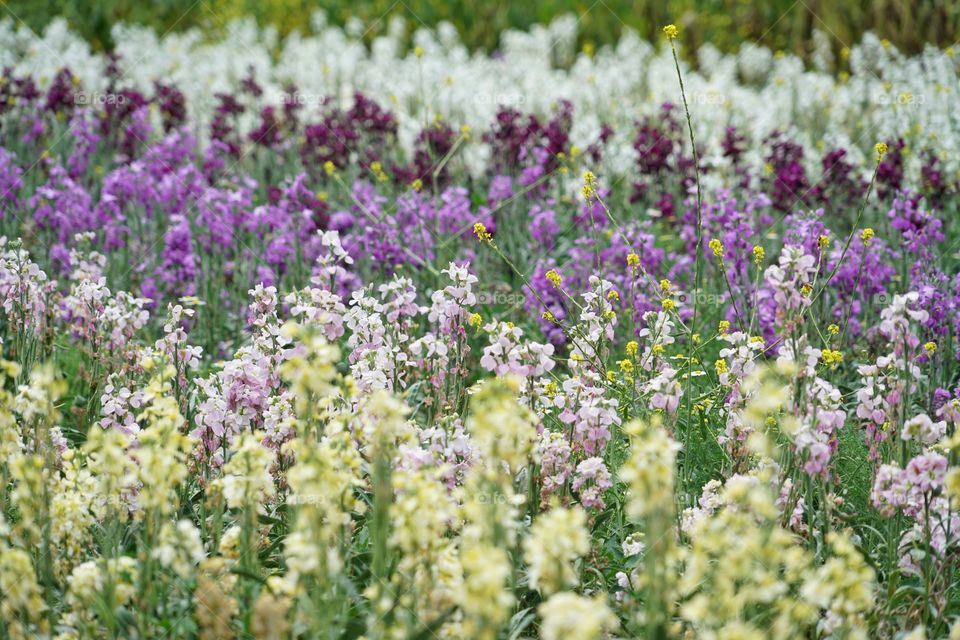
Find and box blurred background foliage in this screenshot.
[4,0,959,61]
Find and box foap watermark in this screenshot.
[673,291,726,307]
[689,91,728,106]
[473,92,527,107]
[874,92,925,107]
[74,91,128,107]
[286,493,335,506]
[872,292,893,306]
[472,491,510,505]
[259,88,331,110]
[475,290,526,306]
[279,91,328,109]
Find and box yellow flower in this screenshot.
[626,340,638,357]
[542,311,556,323]
[661,298,676,311]
[821,349,844,367]
[627,253,640,267]
[709,238,725,259]
[323,161,336,175]
[875,142,888,161]
[818,234,830,251]
[925,341,937,354]
[370,161,388,182]
[752,245,765,266]
[411,178,423,192]
[659,278,671,292]
[540,592,618,640]
[718,320,730,334]
[715,359,728,375]
[581,171,597,200]
[861,228,875,244]
[545,270,563,288]
[800,283,813,297]
[473,222,492,242]
[619,359,635,375]
[414,46,424,58]
[663,24,679,40]
[827,323,840,335]
[607,290,620,302]
[469,313,482,329]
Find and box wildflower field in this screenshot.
[2,7,960,639]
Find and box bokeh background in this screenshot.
[6,0,958,58]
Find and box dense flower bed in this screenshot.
[1,17,960,640]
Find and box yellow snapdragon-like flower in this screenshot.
[467,377,536,473]
[523,507,590,594]
[219,432,276,510]
[540,593,618,640]
[620,417,679,519]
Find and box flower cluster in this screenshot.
[1,12,960,640]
